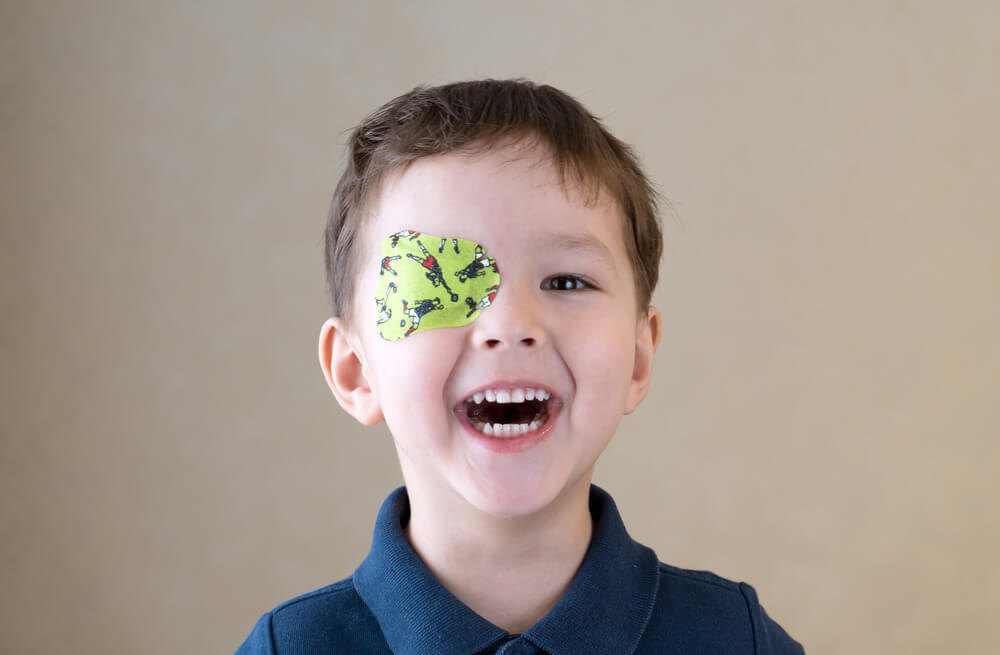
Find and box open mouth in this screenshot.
[460,387,553,438]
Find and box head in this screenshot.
[319,79,664,519]
[324,78,663,325]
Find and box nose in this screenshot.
[472,283,545,350]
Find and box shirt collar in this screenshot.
[353,484,659,655]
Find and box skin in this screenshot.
[319,140,661,634]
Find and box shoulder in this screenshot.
[657,561,746,593]
[650,562,753,630]
[234,577,390,655]
[637,563,805,654]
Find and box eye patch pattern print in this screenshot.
[376,230,501,341]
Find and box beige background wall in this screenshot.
[2,1,997,653]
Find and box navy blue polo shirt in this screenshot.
[235,484,805,654]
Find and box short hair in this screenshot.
[324,78,664,320]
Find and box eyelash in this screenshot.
[542,275,594,291]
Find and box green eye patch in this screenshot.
[376,230,501,341]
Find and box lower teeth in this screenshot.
[476,420,542,437]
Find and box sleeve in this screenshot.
[738,582,806,655]
[234,612,278,655]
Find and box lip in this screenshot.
[453,381,562,454]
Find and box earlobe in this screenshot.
[625,305,662,414]
[318,317,383,426]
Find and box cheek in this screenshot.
[568,316,635,408]
[367,334,462,430]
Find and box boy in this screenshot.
[236,79,804,654]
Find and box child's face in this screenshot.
[329,141,659,518]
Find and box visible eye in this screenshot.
[542,275,593,291]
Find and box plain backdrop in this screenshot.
[2,2,998,653]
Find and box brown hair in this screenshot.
[324,78,664,320]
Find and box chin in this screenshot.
[459,473,569,519]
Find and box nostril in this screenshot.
[483,337,536,348]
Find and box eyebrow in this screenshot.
[536,231,616,267]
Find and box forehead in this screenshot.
[368,143,624,248]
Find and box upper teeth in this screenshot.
[471,387,550,404]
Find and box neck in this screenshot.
[402,474,595,634]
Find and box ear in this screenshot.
[624,305,662,414]
[318,317,383,426]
